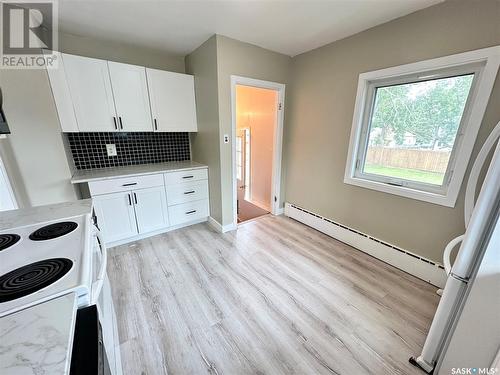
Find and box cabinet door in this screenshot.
[62,54,117,132]
[94,191,138,243]
[133,186,169,234]
[45,51,79,132]
[146,68,197,132]
[108,62,153,132]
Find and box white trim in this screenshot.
[285,202,447,287]
[107,217,208,248]
[230,75,285,227]
[344,46,500,207]
[0,155,18,211]
[208,216,237,233]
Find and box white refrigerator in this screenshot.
[411,121,500,373]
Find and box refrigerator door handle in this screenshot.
[443,234,465,275]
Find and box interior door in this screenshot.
[132,186,169,234]
[146,68,197,132]
[62,53,117,132]
[108,62,153,132]
[93,191,138,243]
[236,129,247,215]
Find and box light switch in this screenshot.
[106,144,117,157]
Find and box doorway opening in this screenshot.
[231,76,285,225]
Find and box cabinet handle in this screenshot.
[127,194,132,206]
[184,190,195,195]
[182,175,194,179]
[122,182,137,187]
[185,210,197,215]
[154,118,158,131]
[133,192,138,204]
[119,116,123,130]
[113,117,118,130]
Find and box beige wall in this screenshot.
[59,32,185,72]
[236,85,277,210]
[216,35,291,225]
[284,0,500,262]
[0,69,79,207]
[185,36,223,223]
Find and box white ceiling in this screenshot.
[57,0,443,57]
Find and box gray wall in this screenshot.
[215,35,291,226]
[0,69,79,207]
[0,32,187,208]
[185,36,223,224]
[284,0,500,262]
[59,32,185,72]
[186,35,291,227]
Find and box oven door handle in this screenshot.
[91,226,108,304]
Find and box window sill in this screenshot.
[343,176,457,207]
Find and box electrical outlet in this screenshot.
[223,134,230,144]
[106,144,117,157]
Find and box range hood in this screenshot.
[0,88,11,135]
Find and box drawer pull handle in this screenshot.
[185,210,197,215]
[182,175,194,179]
[184,190,195,195]
[122,183,137,186]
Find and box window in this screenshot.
[345,47,500,207]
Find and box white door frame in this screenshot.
[230,75,285,227]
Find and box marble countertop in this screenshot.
[0,199,93,231]
[0,293,78,375]
[71,160,208,184]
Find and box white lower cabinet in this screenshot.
[93,191,138,243]
[133,186,169,233]
[90,168,209,245]
[168,199,209,226]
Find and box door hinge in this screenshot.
[278,103,283,111]
[274,196,277,202]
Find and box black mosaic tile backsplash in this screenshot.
[67,132,190,170]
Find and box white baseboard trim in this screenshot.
[208,217,237,233]
[285,202,447,288]
[107,217,208,248]
[274,207,284,216]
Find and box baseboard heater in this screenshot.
[285,202,446,287]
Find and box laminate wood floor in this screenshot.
[108,215,439,375]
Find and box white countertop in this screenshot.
[0,199,93,231]
[0,293,78,375]
[71,160,208,184]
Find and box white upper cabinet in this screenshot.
[62,53,117,132]
[45,51,79,132]
[47,53,198,133]
[108,62,153,132]
[146,68,198,132]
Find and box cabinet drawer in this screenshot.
[164,168,207,185]
[169,199,209,226]
[166,180,208,206]
[89,174,164,196]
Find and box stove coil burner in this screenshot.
[29,221,78,241]
[0,258,73,303]
[0,234,21,251]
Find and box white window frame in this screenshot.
[344,46,500,207]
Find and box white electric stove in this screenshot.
[0,213,94,317]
